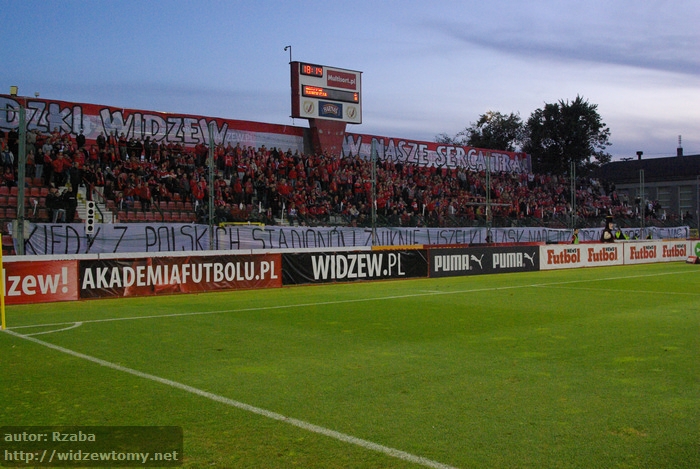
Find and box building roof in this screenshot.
[591,154,700,184]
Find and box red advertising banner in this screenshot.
[2,260,79,304]
[79,254,282,298]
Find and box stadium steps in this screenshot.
[76,192,114,224]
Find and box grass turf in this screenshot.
[1,263,698,468]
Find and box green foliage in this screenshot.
[438,96,613,176]
[523,95,612,174]
[436,111,524,152]
[460,111,524,151]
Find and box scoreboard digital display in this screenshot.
[300,63,323,77]
[302,85,359,103]
[290,61,362,124]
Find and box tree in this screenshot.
[435,111,524,152]
[434,133,455,145]
[459,111,524,152]
[523,96,612,175]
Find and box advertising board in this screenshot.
[282,250,427,285]
[430,245,539,278]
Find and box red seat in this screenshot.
[30,187,41,197]
[10,186,18,196]
[2,234,15,255]
[162,212,173,222]
[167,201,177,211]
[135,211,146,221]
[0,186,9,196]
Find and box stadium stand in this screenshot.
[0,127,681,230]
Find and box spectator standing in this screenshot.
[118,133,128,160]
[2,146,14,172]
[76,130,86,149]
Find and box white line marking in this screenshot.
[24,322,83,336]
[535,285,700,296]
[2,329,460,469]
[8,268,695,331]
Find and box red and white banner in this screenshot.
[624,240,690,264]
[0,95,305,153]
[540,244,623,270]
[2,260,79,304]
[343,133,531,174]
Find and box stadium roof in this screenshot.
[591,154,700,184]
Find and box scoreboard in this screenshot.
[290,61,362,124]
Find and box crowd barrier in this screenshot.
[2,240,698,305]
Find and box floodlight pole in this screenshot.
[370,140,377,246]
[16,106,26,255]
[1,91,27,255]
[640,169,645,238]
[485,152,492,242]
[208,123,215,250]
[0,87,30,329]
[570,160,576,230]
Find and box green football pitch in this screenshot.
[1,262,698,468]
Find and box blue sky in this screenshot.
[2,0,698,160]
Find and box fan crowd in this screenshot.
[0,128,651,227]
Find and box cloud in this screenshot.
[426,18,700,77]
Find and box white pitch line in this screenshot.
[7,268,696,331]
[534,285,700,296]
[3,328,461,469]
[24,322,84,336]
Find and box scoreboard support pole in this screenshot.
[308,119,347,156]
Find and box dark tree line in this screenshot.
[437,95,612,175]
